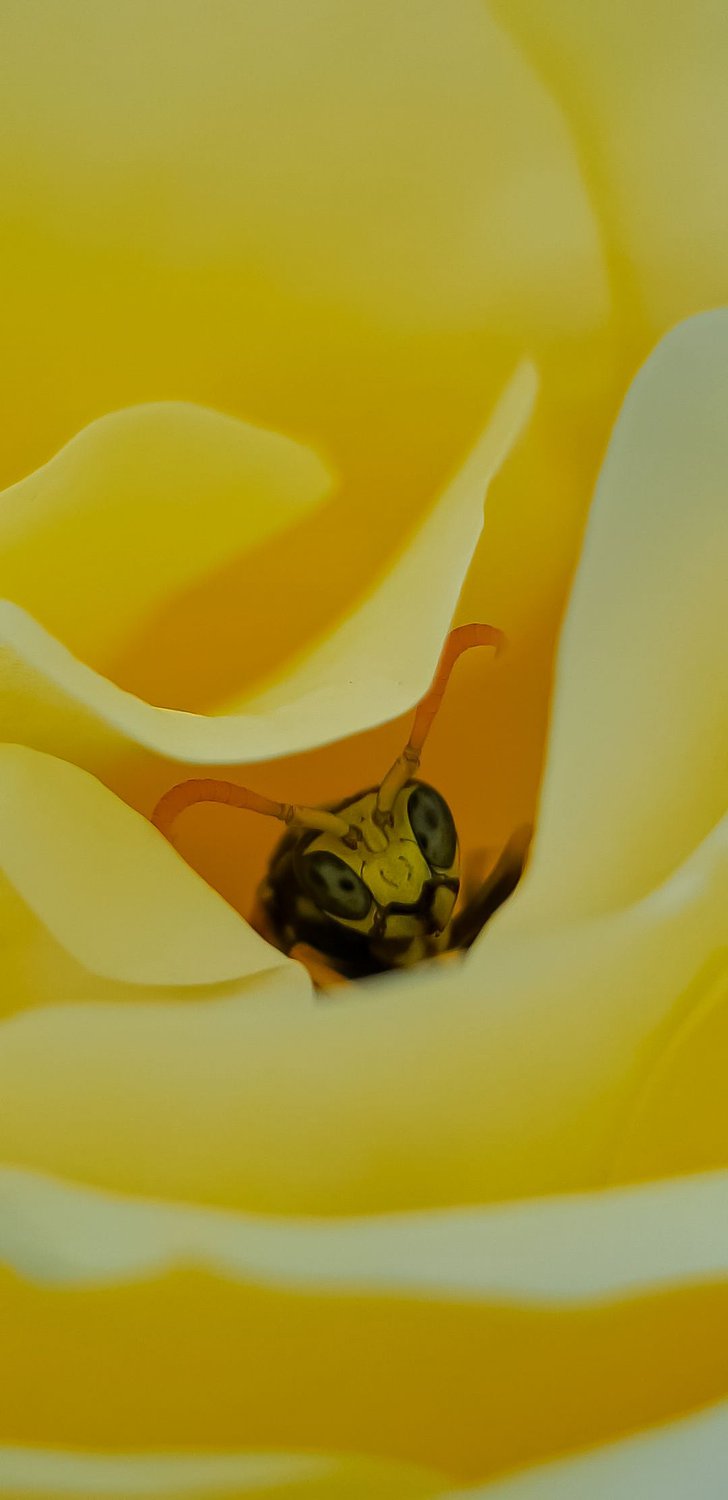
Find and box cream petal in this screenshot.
[0,744,296,990]
[0,403,332,670]
[445,1401,728,1498]
[2,1168,728,1476]
[611,955,728,1185]
[0,814,723,1211]
[491,0,728,334]
[0,363,535,770]
[0,0,613,784]
[2,1165,728,1303]
[0,1448,442,1499]
[499,310,728,932]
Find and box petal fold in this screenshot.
[0,402,332,670]
[0,744,294,991]
[501,310,728,931]
[0,364,536,771]
[0,0,605,488]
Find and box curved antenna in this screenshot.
[152,778,357,843]
[376,623,505,817]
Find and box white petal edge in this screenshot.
[0,363,536,768]
[0,1446,443,1498]
[2,1165,727,1303]
[0,744,298,987]
[443,1399,728,1498]
[501,310,728,933]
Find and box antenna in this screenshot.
[152,778,358,843]
[375,623,505,817]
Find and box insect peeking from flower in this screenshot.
[153,625,530,984]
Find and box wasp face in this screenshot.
[289,782,460,967]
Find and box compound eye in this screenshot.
[408,783,457,868]
[299,851,372,921]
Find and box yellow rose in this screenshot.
[0,3,726,1495]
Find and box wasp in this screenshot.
[153,625,530,984]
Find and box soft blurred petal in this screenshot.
[500,309,728,930]
[0,364,534,771]
[0,744,295,995]
[445,1401,728,1498]
[224,365,536,722]
[0,0,615,845]
[1,320,723,1209]
[0,403,332,671]
[0,8,725,1483]
[1,1169,728,1478]
[611,958,728,1185]
[0,815,723,1210]
[491,0,728,335]
[0,0,607,486]
[0,1448,442,1499]
[3,1166,728,1300]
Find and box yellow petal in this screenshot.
[0,1447,442,1499]
[0,364,535,770]
[447,1400,728,1498]
[2,320,724,1210]
[0,815,724,1209]
[491,0,728,335]
[2,1167,728,1479]
[611,957,728,1185]
[223,364,537,724]
[0,1,606,490]
[501,310,728,931]
[0,1,619,851]
[0,744,295,992]
[0,403,332,671]
[3,1165,728,1303]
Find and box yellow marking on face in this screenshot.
[301,785,459,936]
[430,881,458,932]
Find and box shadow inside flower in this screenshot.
[152,626,533,989]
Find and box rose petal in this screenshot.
[0,0,614,821]
[2,1168,728,1478]
[443,1400,728,1498]
[1,319,723,1201]
[3,1166,728,1303]
[500,310,728,930]
[0,814,723,1210]
[0,1447,442,1499]
[0,744,295,990]
[491,0,728,332]
[0,364,536,769]
[611,956,728,1185]
[0,402,332,670]
[0,1,606,487]
[228,364,538,726]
